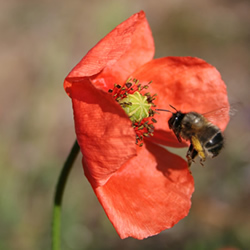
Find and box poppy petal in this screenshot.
[131,57,230,146]
[149,130,188,148]
[64,11,154,96]
[71,80,136,187]
[94,141,194,239]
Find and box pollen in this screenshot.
[108,78,157,146]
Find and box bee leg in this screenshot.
[190,136,206,166]
[199,158,205,166]
[186,144,198,168]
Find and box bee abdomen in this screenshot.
[204,132,224,158]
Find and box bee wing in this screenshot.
[202,103,240,126]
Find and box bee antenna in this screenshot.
[155,104,177,113]
[155,109,173,113]
[169,104,177,111]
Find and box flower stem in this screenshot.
[52,140,80,250]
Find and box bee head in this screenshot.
[156,105,186,142]
[156,105,185,129]
[168,111,185,130]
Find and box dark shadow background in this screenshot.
[1,0,249,249]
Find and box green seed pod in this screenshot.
[119,91,151,122]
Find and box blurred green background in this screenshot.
[1,0,250,249]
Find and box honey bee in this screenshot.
[156,105,230,167]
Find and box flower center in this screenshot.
[108,78,157,146]
[119,91,151,122]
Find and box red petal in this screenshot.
[64,11,154,96]
[131,57,230,146]
[71,80,136,187]
[149,130,188,148]
[94,141,194,239]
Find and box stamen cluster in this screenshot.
[108,78,157,146]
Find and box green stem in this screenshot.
[52,140,80,250]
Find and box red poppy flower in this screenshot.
[64,11,229,239]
